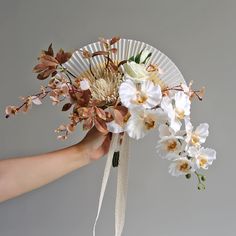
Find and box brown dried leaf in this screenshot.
[199,86,205,99]
[67,123,76,133]
[70,113,81,123]
[92,51,109,57]
[105,111,113,122]
[52,71,57,77]
[83,117,93,130]
[5,105,18,116]
[62,103,72,111]
[113,109,124,126]
[55,49,72,64]
[108,59,118,71]
[118,60,128,67]
[82,49,92,59]
[43,43,54,56]
[22,102,32,113]
[162,87,170,97]
[99,37,109,50]
[77,107,91,119]
[95,107,107,120]
[40,55,58,67]
[37,68,56,80]
[110,36,120,45]
[94,117,108,134]
[77,90,91,107]
[33,64,47,73]
[147,64,158,72]
[109,48,118,54]
[113,106,128,126]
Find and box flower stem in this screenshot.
[195,171,206,190]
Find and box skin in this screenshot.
[0,128,111,203]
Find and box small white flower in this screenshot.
[123,61,149,82]
[31,96,42,105]
[169,157,193,176]
[161,91,191,132]
[188,146,216,170]
[125,108,167,139]
[107,120,124,133]
[105,107,125,133]
[158,123,186,138]
[185,119,209,147]
[80,79,90,90]
[175,91,191,117]
[119,79,162,109]
[157,124,185,160]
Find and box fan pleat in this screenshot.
[62,39,185,86]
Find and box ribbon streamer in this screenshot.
[115,133,129,236]
[93,133,130,236]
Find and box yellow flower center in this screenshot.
[199,155,207,167]
[136,92,148,104]
[166,140,178,152]
[179,162,189,173]
[144,117,155,130]
[123,112,131,123]
[191,133,200,146]
[176,109,185,120]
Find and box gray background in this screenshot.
[0,0,235,235]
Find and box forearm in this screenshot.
[0,143,90,202]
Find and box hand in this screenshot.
[78,127,111,161]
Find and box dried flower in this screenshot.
[89,69,123,105]
[33,44,71,80]
[5,36,216,190]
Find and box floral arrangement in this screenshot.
[5,37,216,235]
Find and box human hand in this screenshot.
[78,127,111,161]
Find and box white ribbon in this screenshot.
[93,133,130,236]
[115,133,129,236]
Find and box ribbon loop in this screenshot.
[93,134,119,236]
[93,133,130,236]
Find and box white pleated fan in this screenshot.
[63,39,186,87]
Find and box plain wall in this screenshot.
[0,0,235,235]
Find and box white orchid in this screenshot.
[119,79,162,109]
[188,146,216,170]
[185,119,209,147]
[161,91,191,132]
[156,124,186,160]
[169,157,194,177]
[125,108,167,140]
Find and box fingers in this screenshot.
[80,127,111,154]
[101,133,112,155]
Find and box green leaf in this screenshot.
[128,56,135,62]
[142,52,152,64]
[134,49,144,64]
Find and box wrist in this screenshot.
[69,143,92,167]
